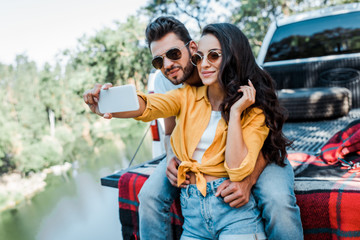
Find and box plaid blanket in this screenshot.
[118,170,183,240]
[288,153,360,240]
[319,119,360,166]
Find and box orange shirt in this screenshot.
[135,85,269,196]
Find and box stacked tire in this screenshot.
[277,87,351,121]
[320,68,360,108]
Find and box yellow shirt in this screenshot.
[135,85,269,196]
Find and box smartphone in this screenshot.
[98,84,139,114]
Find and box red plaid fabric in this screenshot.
[288,153,360,240]
[118,171,183,240]
[319,119,360,166]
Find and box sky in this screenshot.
[0,0,147,67]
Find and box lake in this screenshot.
[0,125,152,240]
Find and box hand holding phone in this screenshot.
[98,84,139,114]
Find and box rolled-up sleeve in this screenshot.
[134,89,182,122]
[224,108,269,181]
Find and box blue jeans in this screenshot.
[138,158,303,240]
[180,178,266,240]
[252,159,303,240]
[138,159,180,240]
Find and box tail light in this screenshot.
[148,90,160,141]
[150,120,161,141]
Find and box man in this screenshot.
[84,16,303,240]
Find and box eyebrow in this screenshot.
[197,48,222,54]
[153,46,177,57]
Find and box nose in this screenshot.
[200,56,210,68]
[163,57,174,69]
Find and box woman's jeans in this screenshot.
[180,178,266,240]
[138,158,304,240]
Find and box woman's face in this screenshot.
[194,34,222,86]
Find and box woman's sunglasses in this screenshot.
[191,50,222,66]
[151,41,190,69]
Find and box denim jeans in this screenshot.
[138,158,303,240]
[138,159,180,240]
[252,159,303,240]
[180,178,266,240]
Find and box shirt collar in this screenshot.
[195,85,209,103]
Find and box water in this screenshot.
[0,124,153,240]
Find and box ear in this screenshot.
[189,40,198,55]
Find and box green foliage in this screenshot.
[0,16,152,176]
[70,16,152,91]
[141,0,231,38]
[15,137,62,173]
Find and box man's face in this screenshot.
[150,33,196,85]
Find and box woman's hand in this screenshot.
[230,80,256,115]
[83,83,113,119]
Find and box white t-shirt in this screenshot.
[152,70,182,154]
[153,70,182,94]
[192,111,222,163]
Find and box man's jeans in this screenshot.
[138,158,303,240]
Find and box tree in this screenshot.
[0,14,156,176]
[141,0,234,38]
[69,16,152,91]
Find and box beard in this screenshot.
[165,61,194,85]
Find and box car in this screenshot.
[257,2,360,120]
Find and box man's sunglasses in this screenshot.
[151,41,191,69]
[190,50,222,66]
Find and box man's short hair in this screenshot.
[145,16,192,48]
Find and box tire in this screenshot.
[277,87,351,121]
[320,68,360,108]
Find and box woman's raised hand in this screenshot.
[230,80,256,115]
[83,83,113,119]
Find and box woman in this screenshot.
[89,23,289,239]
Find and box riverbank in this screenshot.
[0,162,72,212]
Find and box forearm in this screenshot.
[225,112,248,169]
[164,135,176,163]
[164,117,176,135]
[164,116,176,162]
[111,96,146,118]
[246,152,268,186]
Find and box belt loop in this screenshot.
[210,180,215,195]
[185,184,190,197]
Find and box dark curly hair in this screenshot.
[202,23,291,166]
[145,16,192,48]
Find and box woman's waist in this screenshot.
[188,171,222,184]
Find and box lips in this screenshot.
[201,71,215,78]
[167,68,180,78]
